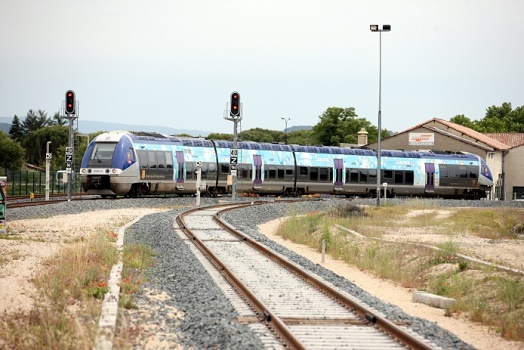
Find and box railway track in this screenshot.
[175,202,439,350]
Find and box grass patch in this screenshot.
[0,224,154,349]
[277,202,524,341]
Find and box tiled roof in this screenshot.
[398,118,510,151]
[484,133,524,148]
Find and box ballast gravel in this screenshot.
[10,197,523,349]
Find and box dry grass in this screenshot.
[278,202,524,341]
[0,228,154,349]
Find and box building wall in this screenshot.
[375,128,487,158]
[503,145,524,200]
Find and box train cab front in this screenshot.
[80,135,136,197]
[478,158,494,188]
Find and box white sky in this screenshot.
[1,0,523,135]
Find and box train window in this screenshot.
[240,166,249,179]
[368,169,377,183]
[286,169,293,176]
[148,152,157,168]
[394,171,403,184]
[165,152,173,169]
[278,168,285,179]
[448,165,458,178]
[157,153,166,169]
[201,163,208,179]
[91,143,117,160]
[359,170,367,183]
[405,171,414,185]
[309,167,318,181]
[349,169,358,183]
[319,168,328,181]
[383,170,393,180]
[221,163,230,174]
[440,164,448,178]
[208,162,216,173]
[137,151,148,169]
[299,167,308,176]
[459,165,467,178]
[468,166,478,178]
[268,167,276,180]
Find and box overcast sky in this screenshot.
[1,0,523,135]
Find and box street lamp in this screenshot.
[281,117,291,144]
[370,24,391,206]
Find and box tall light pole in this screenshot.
[370,24,391,206]
[281,117,291,144]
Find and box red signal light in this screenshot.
[230,92,240,117]
[65,90,75,114]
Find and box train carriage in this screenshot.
[80,130,494,199]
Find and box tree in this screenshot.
[9,115,24,143]
[454,102,524,133]
[311,107,389,146]
[0,131,24,170]
[22,125,69,167]
[286,129,316,145]
[207,133,233,141]
[51,112,67,126]
[449,114,477,130]
[22,109,51,134]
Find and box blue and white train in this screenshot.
[79,130,494,199]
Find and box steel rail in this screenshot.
[175,201,307,349]
[213,203,436,350]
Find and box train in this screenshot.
[79,130,494,199]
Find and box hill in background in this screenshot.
[0,116,211,137]
[0,116,312,137]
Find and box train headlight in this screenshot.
[112,169,118,174]
[105,169,110,174]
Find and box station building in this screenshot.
[363,118,524,201]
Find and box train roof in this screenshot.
[212,140,293,151]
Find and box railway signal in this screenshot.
[230,92,240,117]
[65,90,75,115]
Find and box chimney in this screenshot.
[357,128,368,146]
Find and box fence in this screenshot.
[0,169,82,196]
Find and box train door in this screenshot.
[425,163,435,192]
[334,159,343,191]
[176,151,185,189]
[253,155,262,189]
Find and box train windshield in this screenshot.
[91,142,117,162]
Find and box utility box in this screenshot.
[0,176,7,234]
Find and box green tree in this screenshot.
[287,129,316,145]
[235,128,283,143]
[9,115,24,143]
[0,131,24,170]
[207,133,233,141]
[51,112,67,126]
[311,107,388,146]
[449,114,478,130]
[22,125,69,167]
[22,109,51,134]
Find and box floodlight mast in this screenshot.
[370,24,391,206]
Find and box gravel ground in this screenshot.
[8,197,524,349]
